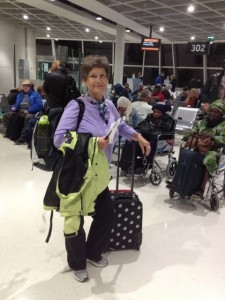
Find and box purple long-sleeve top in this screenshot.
[54,96,136,162]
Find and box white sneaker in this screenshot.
[87,257,108,268]
[73,269,89,282]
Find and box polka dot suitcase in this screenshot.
[106,190,142,251]
[106,139,143,251]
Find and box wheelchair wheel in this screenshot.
[210,194,219,211]
[166,159,177,179]
[149,172,162,186]
[169,189,175,198]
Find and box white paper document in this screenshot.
[105,118,121,144]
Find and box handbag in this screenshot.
[136,120,159,140]
[185,134,215,153]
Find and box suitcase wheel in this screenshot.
[149,172,162,186]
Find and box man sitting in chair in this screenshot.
[3,80,42,140]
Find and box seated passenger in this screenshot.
[167,100,225,198]
[117,96,142,128]
[2,80,42,140]
[184,88,199,108]
[120,104,173,173]
[149,85,165,105]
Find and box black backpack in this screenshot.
[64,76,81,107]
[31,98,85,171]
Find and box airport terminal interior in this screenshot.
[1,1,225,300]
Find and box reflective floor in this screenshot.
[0,132,225,300]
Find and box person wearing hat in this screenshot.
[167,99,225,199]
[43,61,80,108]
[2,79,42,140]
[120,103,173,174]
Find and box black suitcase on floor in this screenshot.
[6,113,24,141]
[106,139,143,251]
[171,148,204,196]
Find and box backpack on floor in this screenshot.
[31,98,85,171]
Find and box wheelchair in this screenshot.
[169,147,225,211]
[120,130,177,186]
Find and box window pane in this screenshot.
[144,50,159,66]
[176,69,203,87]
[124,43,143,65]
[161,44,172,66]
[207,43,225,68]
[143,67,159,85]
[36,39,52,56]
[175,44,203,67]
[84,42,112,63]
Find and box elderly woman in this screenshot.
[53,55,150,282]
[117,96,142,128]
[120,103,173,173]
[182,99,225,198]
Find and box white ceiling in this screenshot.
[1,0,225,43]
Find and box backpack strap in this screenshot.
[75,98,85,131]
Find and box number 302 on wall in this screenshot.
[187,42,210,55]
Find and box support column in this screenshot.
[203,55,207,84]
[113,24,125,85]
[51,39,56,60]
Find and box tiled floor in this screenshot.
[0,132,225,300]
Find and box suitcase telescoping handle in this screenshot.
[115,136,135,196]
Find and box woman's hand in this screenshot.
[133,133,151,156]
[97,136,109,150]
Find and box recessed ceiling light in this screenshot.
[47,26,51,31]
[96,17,102,21]
[159,27,165,32]
[85,28,90,32]
[46,34,50,38]
[99,40,103,43]
[95,36,98,40]
[188,5,195,12]
[49,0,55,2]
[55,38,59,41]
[126,29,130,32]
[190,36,195,40]
[23,14,29,20]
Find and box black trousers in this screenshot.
[65,187,115,271]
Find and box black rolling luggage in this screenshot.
[106,138,143,251]
[119,139,146,173]
[171,148,204,196]
[5,113,24,141]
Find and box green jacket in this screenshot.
[44,131,110,237]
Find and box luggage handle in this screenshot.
[115,136,135,197]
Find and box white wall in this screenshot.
[0,18,36,95]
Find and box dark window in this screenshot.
[161,44,172,66]
[55,40,82,57]
[124,43,143,65]
[83,41,112,63]
[36,39,52,56]
[207,43,225,68]
[144,50,159,66]
[175,44,203,67]
[176,69,203,87]
[143,67,159,85]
